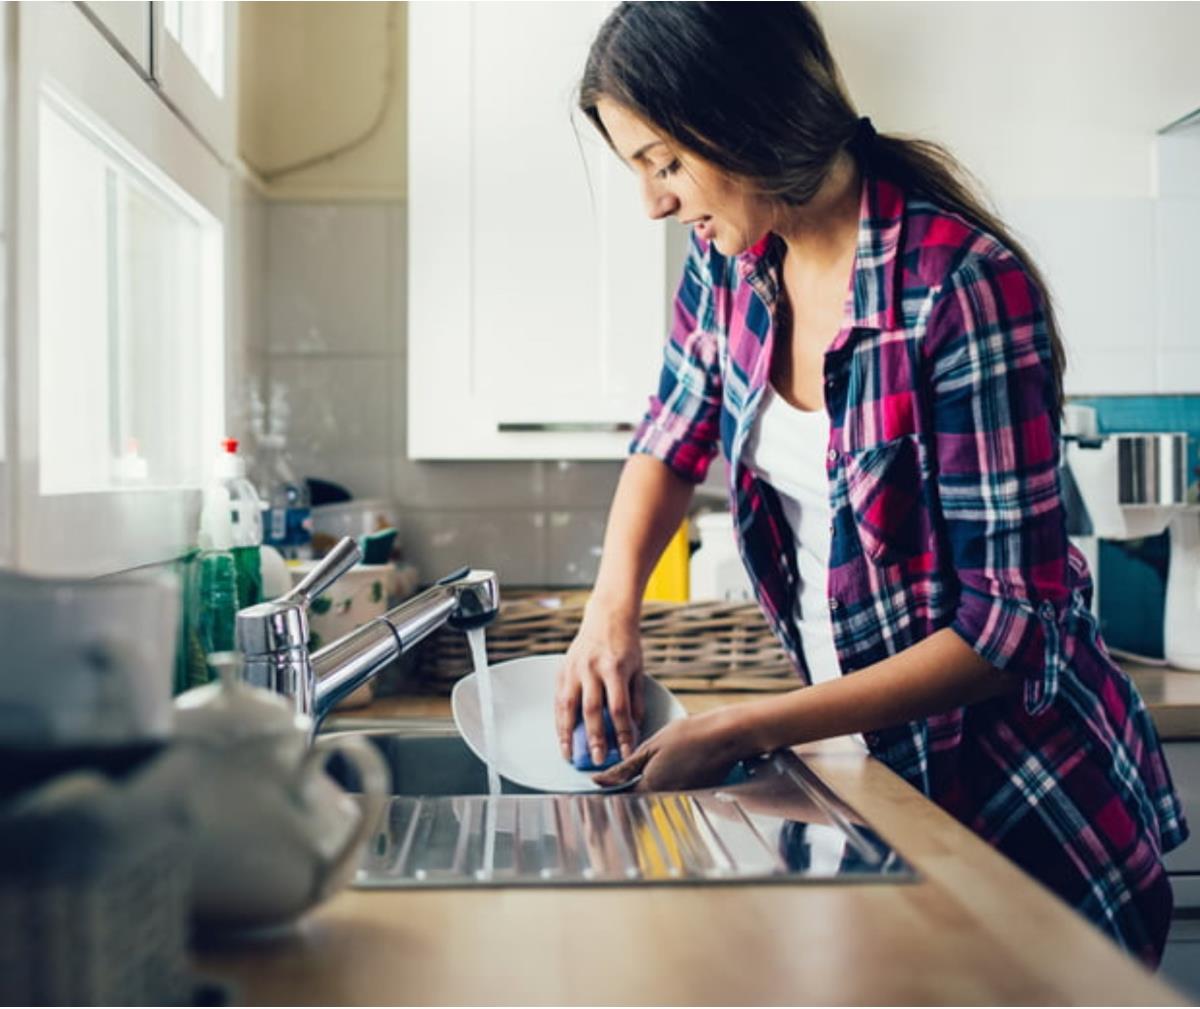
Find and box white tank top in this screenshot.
[745,384,843,687]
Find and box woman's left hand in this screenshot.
[591,709,749,792]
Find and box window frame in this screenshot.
[14,1,230,575]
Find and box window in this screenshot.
[37,83,222,495]
[14,2,230,574]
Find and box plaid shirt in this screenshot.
[631,175,1188,963]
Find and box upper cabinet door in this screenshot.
[408,2,671,460]
[151,0,236,161]
[78,1,153,78]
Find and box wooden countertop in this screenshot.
[1121,662,1200,740]
[193,691,1188,1005]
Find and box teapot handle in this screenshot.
[303,735,390,885]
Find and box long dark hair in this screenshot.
[578,2,1065,412]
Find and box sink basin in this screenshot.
[322,717,544,796]
[319,717,915,889]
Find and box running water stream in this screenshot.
[466,626,500,878]
[466,626,501,797]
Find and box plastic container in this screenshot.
[188,467,241,688]
[644,519,690,603]
[256,433,313,560]
[690,511,755,602]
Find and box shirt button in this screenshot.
[827,448,839,464]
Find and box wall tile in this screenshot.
[393,457,549,512]
[267,203,391,355]
[1064,349,1157,397]
[1157,352,1200,397]
[1155,197,1200,353]
[228,352,267,447]
[270,355,393,500]
[1004,198,1156,371]
[545,509,607,586]
[387,203,408,354]
[1157,128,1200,199]
[543,460,622,509]
[1072,393,1200,490]
[401,508,547,586]
[232,175,268,355]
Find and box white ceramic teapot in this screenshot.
[172,655,389,932]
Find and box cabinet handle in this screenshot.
[497,422,635,434]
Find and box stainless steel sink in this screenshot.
[320,717,914,889]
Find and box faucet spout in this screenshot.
[236,537,499,729]
[311,569,499,722]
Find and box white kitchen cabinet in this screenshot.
[407,1,672,460]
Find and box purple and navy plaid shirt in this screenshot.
[631,174,1188,963]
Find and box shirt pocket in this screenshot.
[843,433,932,567]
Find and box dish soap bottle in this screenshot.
[188,470,240,688]
[214,438,264,609]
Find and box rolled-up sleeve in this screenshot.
[628,232,722,484]
[925,253,1069,715]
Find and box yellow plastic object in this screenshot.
[643,520,690,603]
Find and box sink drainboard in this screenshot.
[344,738,914,888]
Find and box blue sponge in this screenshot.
[571,707,622,771]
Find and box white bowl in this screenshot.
[451,654,687,793]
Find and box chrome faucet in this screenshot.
[236,537,499,727]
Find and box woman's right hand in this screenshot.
[555,601,646,766]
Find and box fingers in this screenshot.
[602,672,638,760]
[592,744,652,789]
[554,673,581,762]
[580,676,609,768]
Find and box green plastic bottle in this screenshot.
[198,548,238,658]
[189,477,241,687]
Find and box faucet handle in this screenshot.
[288,536,361,606]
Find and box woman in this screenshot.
[554,2,1188,965]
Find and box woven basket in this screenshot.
[415,591,797,693]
